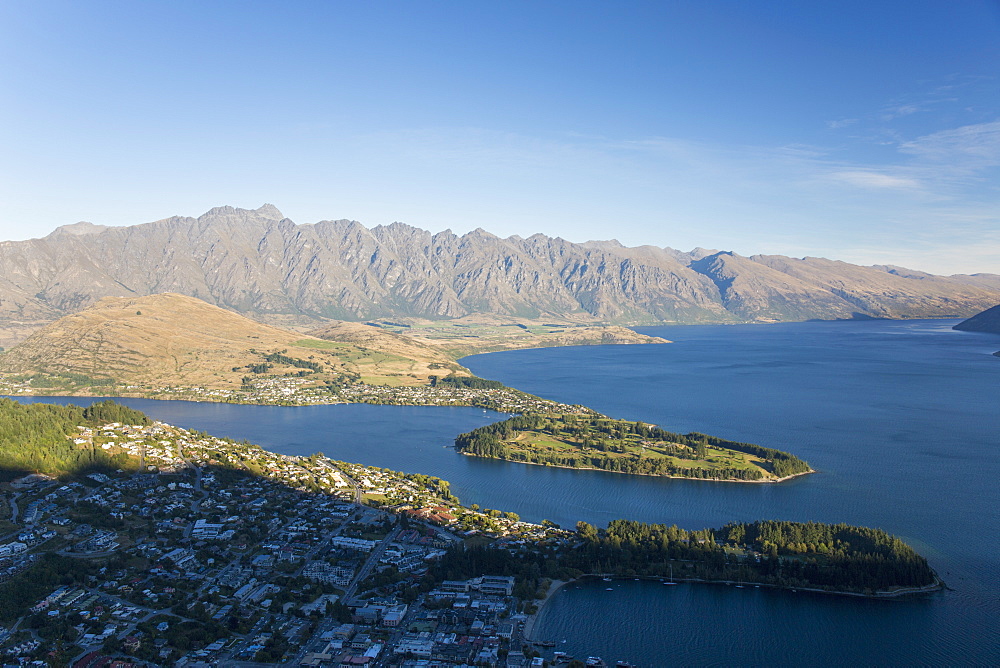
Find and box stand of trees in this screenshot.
[0,553,98,621]
[429,374,507,390]
[564,519,935,593]
[239,350,323,375]
[424,517,934,597]
[0,398,149,479]
[262,350,322,373]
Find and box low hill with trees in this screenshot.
[0,398,149,479]
[456,413,812,482]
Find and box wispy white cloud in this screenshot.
[898,120,1000,171]
[827,170,920,190]
[881,103,925,121]
[827,118,858,130]
[815,119,1000,197]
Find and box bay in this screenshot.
[12,318,1000,664]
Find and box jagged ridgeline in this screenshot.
[5,204,1000,335]
[0,399,150,479]
[455,414,812,481]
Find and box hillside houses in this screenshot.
[0,414,579,666]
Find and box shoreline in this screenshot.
[671,574,946,599]
[459,450,815,484]
[7,392,816,485]
[522,579,569,641]
[523,573,945,638]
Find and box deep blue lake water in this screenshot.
[14,319,1000,665]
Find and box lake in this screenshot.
[14,319,1000,664]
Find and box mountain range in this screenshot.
[2,204,999,347]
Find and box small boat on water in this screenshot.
[605,587,613,591]
[602,576,612,582]
[553,652,573,663]
[586,658,607,668]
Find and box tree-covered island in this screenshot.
[456,413,813,482]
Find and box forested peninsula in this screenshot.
[568,518,937,594]
[455,413,813,482]
[434,518,938,598]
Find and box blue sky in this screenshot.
[1,1,998,274]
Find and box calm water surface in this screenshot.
[17,319,1000,665]
[467,319,1000,666]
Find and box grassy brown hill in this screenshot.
[302,320,471,383]
[0,293,475,393]
[0,294,667,397]
[365,315,670,359]
[0,293,328,390]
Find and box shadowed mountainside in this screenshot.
[953,303,1000,357]
[953,303,1000,334]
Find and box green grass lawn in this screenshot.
[505,428,770,476]
[292,339,347,350]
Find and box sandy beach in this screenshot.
[522,578,569,641]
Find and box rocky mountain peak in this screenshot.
[49,221,110,237]
[256,203,284,220]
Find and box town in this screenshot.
[0,376,594,418]
[0,420,592,668]
[0,394,942,668]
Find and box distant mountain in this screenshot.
[953,304,1000,334]
[1,204,998,347]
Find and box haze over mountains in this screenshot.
[2,204,999,347]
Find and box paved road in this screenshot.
[8,491,20,524]
[343,524,402,605]
[176,441,209,540]
[335,466,362,505]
